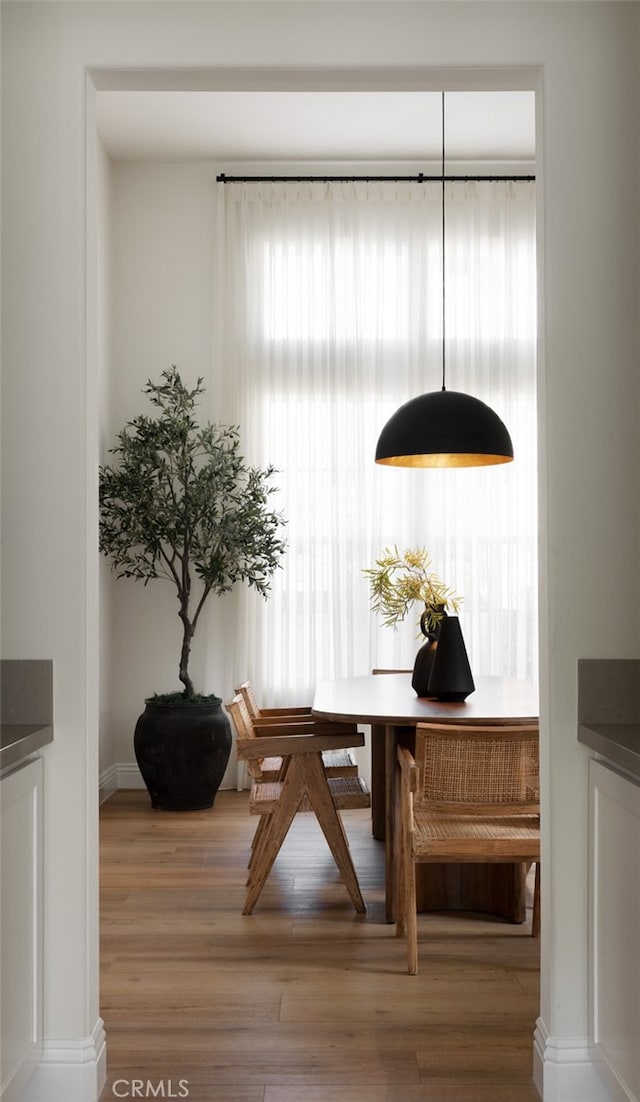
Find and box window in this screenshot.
[215,179,537,703]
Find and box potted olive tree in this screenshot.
[99,367,286,810]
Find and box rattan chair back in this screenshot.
[227,695,270,782]
[234,680,358,778]
[415,723,539,817]
[235,681,261,721]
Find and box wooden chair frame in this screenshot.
[397,722,540,974]
[236,680,313,722]
[228,696,370,916]
[235,680,359,778]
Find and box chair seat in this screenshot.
[250,774,370,815]
[259,756,284,779]
[321,748,359,776]
[413,811,540,859]
[258,748,358,782]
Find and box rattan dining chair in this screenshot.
[236,680,312,722]
[227,695,371,915]
[235,680,359,777]
[228,692,287,784]
[397,722,540,974]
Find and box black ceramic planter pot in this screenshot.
[134,698,232,811]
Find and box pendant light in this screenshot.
[375,93,514,468]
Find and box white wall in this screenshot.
[1,4,639,1101]
[107,162,225,775]
[97,138,117,790]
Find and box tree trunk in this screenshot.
[178,610,195,698]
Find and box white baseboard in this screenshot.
[534,1018,628,1102]
[113,762,147,790]
[99,762,239,797]
[98,764,119,804]
[17,1018,106,1102]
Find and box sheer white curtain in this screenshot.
[215,178,537,705]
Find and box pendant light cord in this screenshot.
[375,90,515,465]
[440,92,446,392]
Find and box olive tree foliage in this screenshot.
[99,367,286,699]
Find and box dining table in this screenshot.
[312,672,539,923]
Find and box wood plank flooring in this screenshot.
[99,789,540,1102]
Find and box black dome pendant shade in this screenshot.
[375,388,514,468]
[374,93,514,470]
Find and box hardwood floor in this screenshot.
[99,789,540,1102]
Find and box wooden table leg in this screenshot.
[384,724,398,923]
[370,724,386,841]
[414,862,527,922]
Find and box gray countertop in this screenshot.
[0,723,53,771]
[577,659,640,783]
[578,722,640,783]
[0,659,54,772]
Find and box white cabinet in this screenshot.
[0,757,43,1102]
[589,758,640,1102]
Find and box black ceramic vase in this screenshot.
[426,615,475,702]
[134,697,232,811]
[411,608,441,697]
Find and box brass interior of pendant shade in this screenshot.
[377,452,513,468]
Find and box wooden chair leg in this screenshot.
[247,813,271,875]
[242,752,366,916]
[532,861,540,938]
[395,857,405,937]
[301,754,366,914]
[405,857,418,975]
[243,771,303,915]
[395,811,406,938]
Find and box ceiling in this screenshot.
[96,89,536,165]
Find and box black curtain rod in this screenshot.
[217,172,535,184]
